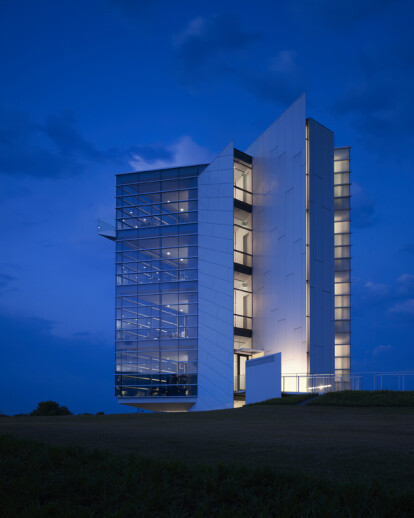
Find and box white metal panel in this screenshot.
[191,141,235,411]
[245,353,281,404]
[246,95,307,375]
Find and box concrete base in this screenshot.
[119,397,196,412]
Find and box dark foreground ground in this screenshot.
[1,404,414,487]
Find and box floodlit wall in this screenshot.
[246,95,307,375]
[307,119,335,374]
[192,142,235,411]
[245,353,281,404]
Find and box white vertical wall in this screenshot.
[245,353,281,404]
[307,119,335,374]
[191,142,235,411]
[246,95,307,375]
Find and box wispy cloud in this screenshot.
[173,15,304,105]
[364,281,389,296]
[0,109,211,178]
[362,272,414,317]
[389,299,414,315]
[129,136,213,171]
[173,13,259,86]
[331,29,414,149]
[372,344,392,356]
[363,272,414,315]
[396,273,414,294]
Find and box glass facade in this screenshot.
[334,148,351,379]
[233,151,253,338]
[233,150,253,394]
[115,165,206,398]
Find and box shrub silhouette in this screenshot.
[30,401,72,416]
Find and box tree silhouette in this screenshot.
[30,401,72,416]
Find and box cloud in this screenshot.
[129,136,213,171]
[364,281,389,296]
[0,109,79,178]
[389,299,414,315]
[372,344,392,356]
[174,16,304,105]
[396,273,414,294]
[0,108,108,178]
[43,112,102,161]
[367,273,414,315]
[331,30,414,148]
[361,270,414,323]
[361,271,414,316]
[174,14,259,86]
[0,108,211,178]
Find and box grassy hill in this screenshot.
[309,390,414,406]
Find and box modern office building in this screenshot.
[99,95,352,411]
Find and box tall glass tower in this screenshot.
[114,165,206,410]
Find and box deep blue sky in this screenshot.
[1,0,413,414]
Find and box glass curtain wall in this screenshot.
[233,150,253,394]
[334,148,351,381]
[114,166,205,398]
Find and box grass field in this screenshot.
[309,390,414,406]
[2,404,414,490]
[1,434,414,517]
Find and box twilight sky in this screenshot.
[1,0,414,414]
